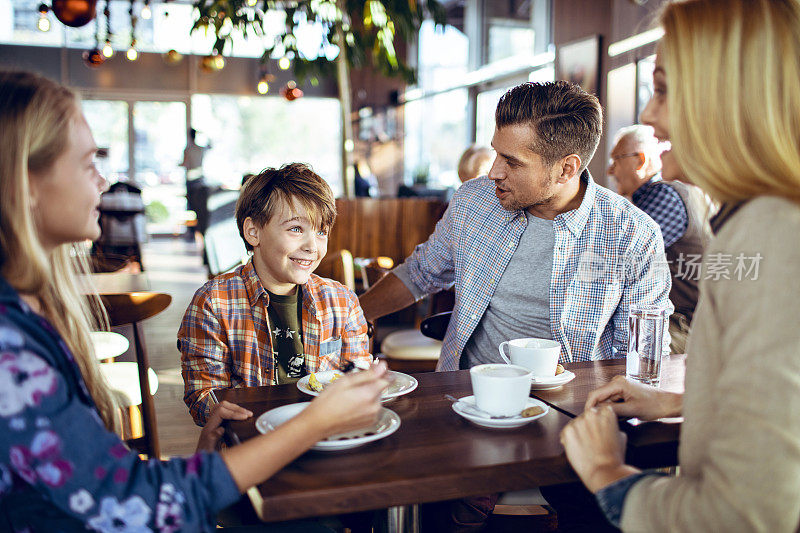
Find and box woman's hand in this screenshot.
[196,400,253,452]
[586,375,683,420]
[301,361,391,439]
[560,405,639,493]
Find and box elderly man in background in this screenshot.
[609,124,712,353]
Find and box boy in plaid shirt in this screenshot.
[179,163,372,425]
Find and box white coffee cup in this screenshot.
[469,363,533,417]
[498,338,561,377]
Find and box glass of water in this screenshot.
[626,304,668,386]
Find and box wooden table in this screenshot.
[535,354,686,468]
[222,359,685,525]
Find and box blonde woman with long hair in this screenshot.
[560,0,800,531]
[0,70,388,531]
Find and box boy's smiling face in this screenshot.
[244,196,329,295]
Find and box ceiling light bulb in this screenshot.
[141,5,151,19]
[102,42,114,57]
[257,80,269,94]
[38,15,51,32]
[126,47,138,61]
[246,0,257,6]
[278,56,291,70]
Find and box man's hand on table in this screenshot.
[560,405,640,493]
[586,375,683,421]
[301,361,391,440]
[197,400,253,452]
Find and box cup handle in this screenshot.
[498,342,512,365]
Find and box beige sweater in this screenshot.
[622,197,800,532]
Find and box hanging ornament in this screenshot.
[280,81,303,102]
[162,49,183,64]
[82,12,105,67]
[83,48,105,66]
[200,52,225,72]
[51,0,98,27]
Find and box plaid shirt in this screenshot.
[632,174,688,248]
[179,260,371,425]
[395,172,672,370]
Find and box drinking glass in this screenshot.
[626,304,668,386]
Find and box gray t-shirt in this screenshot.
[460,212,555,368]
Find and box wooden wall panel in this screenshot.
[327,198,446,265]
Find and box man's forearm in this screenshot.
[358,272,416,321]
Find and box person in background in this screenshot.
[0,70,389,532]
[456,144,494,183]
[608,124,712,354]
[561,1,800,530]
[180,163,374,426]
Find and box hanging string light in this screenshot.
[101,0,113,57]
[37,3,51,32]
[127,0,138,61]
[140,0,151,20]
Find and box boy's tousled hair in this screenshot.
[495,81,602,174]
[235,162,337,251]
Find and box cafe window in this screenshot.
[191,94,342,195]
[482,0,551,65]
[82,100,129,183]
[404,88,469,189]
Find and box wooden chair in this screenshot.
[204,218,248,278]
[100,292,171,458]
[315,249,356,291]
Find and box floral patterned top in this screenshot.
[0,277,241,532]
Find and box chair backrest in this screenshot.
[420,311,452,342]
[204,219,248,278]
[100,292,171,458]
[316,249,356,292]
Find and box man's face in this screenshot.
[608,137,646,196]
[488,124,560,212]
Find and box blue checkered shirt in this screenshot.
[395,172,672,369]
[631,175,688,248]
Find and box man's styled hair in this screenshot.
[495,81,603,173]
[235,162,337,251]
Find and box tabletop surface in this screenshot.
[222,359,685,522]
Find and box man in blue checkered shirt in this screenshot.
[609,125,711,354]
[361,82,672,369]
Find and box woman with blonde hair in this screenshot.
[560,0,800,531]
[0,70,389,531]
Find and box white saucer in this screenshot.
[255,402,401,451]
[530,370,576,390]
[451,395,549,429]
[297,370,418,402]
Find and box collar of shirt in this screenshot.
[500,170,596,238]
[631,172,663,205]
[240,259,319,318]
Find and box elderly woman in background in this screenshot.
[560,0,800,531]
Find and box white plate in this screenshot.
[530,370,576,390]
[452,395,549,429]
[297,370,418,402]
[255,402,401,451]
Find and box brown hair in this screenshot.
[0,70,119,433]
[495,81,603,173]
[235,162,337,251]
